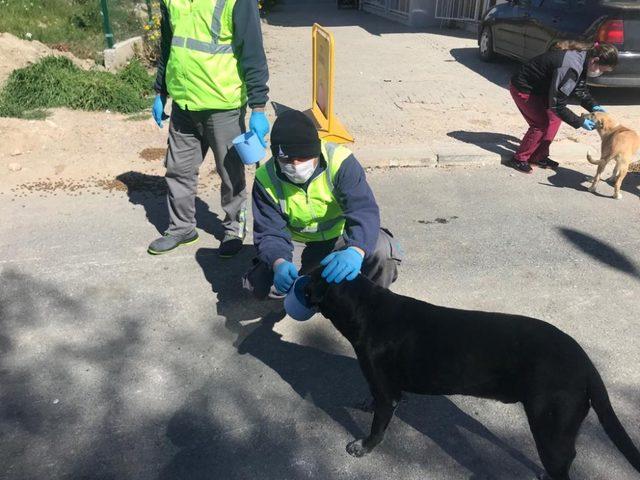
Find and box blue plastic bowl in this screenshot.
[284,276,317,321]
[232,131,266,165]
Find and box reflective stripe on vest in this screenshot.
[171,36,233,54]
[169,0,232,55]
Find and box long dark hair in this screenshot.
[552,40,619,67]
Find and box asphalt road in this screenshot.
[1,164,639,480]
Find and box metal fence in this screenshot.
[361,0,410,20]
[388,0,410,15]
[435,0,484,21]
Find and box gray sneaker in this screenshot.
[147,230,199,255]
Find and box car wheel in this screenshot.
[479,27,495,62]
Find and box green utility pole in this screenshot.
[100,0,115,49]
[145,0,153,22]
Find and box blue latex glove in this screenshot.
[321,247,364,284]
[592,105,606,112]
[582,118,597,131]
[274,261,299,294]
[249,111,270,147]
[152,94,168,128]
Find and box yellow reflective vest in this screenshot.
[255,141,353,243]
[163,0,247,110]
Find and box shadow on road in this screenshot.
[447,130,520,159]
[116,171,226,239]
[542,166,640,198]
[449,48,518,90]
[195,247,285,347]
[159,402,337,480]
[236,317,543,478]
[540,166,591,193]
[557,227,640,281]
[1,271,634,479]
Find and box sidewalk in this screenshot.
[262,3,640,168]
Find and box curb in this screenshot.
[353,142,595,170]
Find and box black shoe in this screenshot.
[147,230,199,255]
[536,158,559,170]
[219,235,243,258]
[508,158,533,174]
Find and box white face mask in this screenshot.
[587,68,603,78]
[278,159,317,184]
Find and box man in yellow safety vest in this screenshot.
[243,110,402,299]
[148,0,269,258]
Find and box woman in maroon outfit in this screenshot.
[509,42,618,174]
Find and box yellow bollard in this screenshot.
[310,24,354,144]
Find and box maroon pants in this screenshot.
[510,83,562,163]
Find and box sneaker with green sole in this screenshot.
[147,230,199,255]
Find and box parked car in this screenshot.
[478,0,640,87]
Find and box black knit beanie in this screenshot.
[270,109,321,159]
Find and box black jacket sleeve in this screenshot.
[549,67,584,129]
[232,0,270,108]
[153,2,172,96]
[573,76,598,112]
[252,180,293,267]
[333,155,381,257]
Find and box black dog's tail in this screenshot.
[589,366,640,473]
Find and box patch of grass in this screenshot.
[0,0,146,59]
[0,56,154,118]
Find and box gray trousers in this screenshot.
[243,228,403,300]
[165,103,247,238]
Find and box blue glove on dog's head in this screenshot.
[321,247,364,284]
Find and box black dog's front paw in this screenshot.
[346,439,369,458]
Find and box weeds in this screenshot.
[0,0,146,59]
[0,56,154,118]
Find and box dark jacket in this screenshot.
[252,155,381,268]
[511,50,597,128]
[154,0,269,108]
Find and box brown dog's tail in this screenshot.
[589,366,640,473]
[587,152,607,165]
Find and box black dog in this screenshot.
[304,270,640,480]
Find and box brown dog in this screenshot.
[585,112,640,199]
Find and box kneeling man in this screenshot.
[243,109,401,298]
